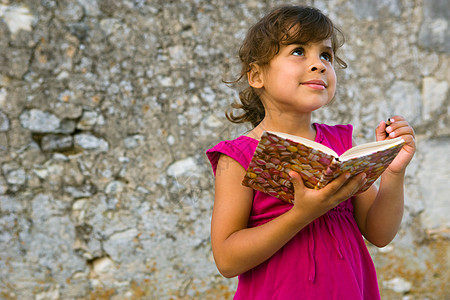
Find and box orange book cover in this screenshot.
[242,131,404,204]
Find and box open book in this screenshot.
[242,131,405,203]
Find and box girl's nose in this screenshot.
[310,60,326,73]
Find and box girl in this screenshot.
[206,5,416,299]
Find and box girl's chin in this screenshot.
[294,101,331,112]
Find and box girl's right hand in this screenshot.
[288,171,367,222]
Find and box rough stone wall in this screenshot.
[0,0,448,299]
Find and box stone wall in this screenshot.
[0,0,448,299]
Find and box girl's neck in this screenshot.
[247,113,316,141]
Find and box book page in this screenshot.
[339,137,404,161]
[268,131,338,157]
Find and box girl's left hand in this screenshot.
[375,115,416,174]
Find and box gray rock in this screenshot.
[58,119,77,134]
[4,47,33,78]
[418,0,450,53]
[76,111,100,130]
[77,0,101,17]
[416,138,450,230]
[123,134,145,149]
[64,184,95,199]
[167,156,199,178]
[5,168,26,186]
[422,77,449,120]
[0,110,9,131]
[0,176,7,194]
[41,134,73,152]
[103,228,139,261]
[384,81,422,126]
[74,133,109,152]
[55,1,84,22]
[382,277,412,294]
[0,3,36,35]
[19,109,61,133]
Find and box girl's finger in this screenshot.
[389,115,405,123]
[329,173,367,201]
[288,171,305,192]
[323,172,351,195]
[386,124,415,139]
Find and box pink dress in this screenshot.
[206,123,381,300]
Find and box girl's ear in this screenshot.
[247,63,264,89]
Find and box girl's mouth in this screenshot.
[301,80,326,90]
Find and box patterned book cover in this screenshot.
[242,131,404,204]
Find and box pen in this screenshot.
[385,118,391,137]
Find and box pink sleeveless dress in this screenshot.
[206,123,381,300]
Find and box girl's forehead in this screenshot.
[282,21,335,45]
[285,39,333,47]
[320,39,333,47]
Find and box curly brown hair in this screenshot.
[225,5,347,128]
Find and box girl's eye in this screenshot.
[320,52,333,62]
[292,48,305,56]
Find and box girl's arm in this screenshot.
[353,116,416,247]
[212,154,367,278]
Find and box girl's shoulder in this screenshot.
[206,136,258,175]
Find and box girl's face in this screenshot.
[255,39,337,115]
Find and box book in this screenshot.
[242,131,405,204]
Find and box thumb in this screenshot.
[375,120,388,141]
[289,171,305,192]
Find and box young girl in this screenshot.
[206,5,416,299]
